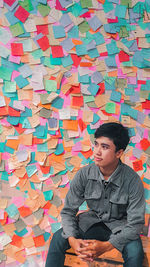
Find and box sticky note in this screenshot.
[53,25,66,39]
[105,102,116,113]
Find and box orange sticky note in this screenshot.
[63,120,78,131]
[71,96,84,108]
[6,139,20,150]
[18,206,32,217]
[33,235,45,247]
[81,149,93,159]
[11,235,22,248]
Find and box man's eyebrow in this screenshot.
[101,143,110,147]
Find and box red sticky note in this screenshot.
[40,166,50,174]
[138,80,146,85]
[140,138,150,151]
[0,107,8,116]
[118,50,130,62]
[100,52,108,57]
[14,124,25,134]
[107,17,118,23]
[8,106,20,117]
[51,46,64,58]
[70,85,81,94]
[4,0,16,6]
[98,82,105,94]
[37,36,50,51]
[132,160,143,172]
[55,0,66,11]
[72,96,84,108]
[14,5,29,23]
[33,235,45,247]
[71,54,81,67]
[11,43,24,56]
[142,100,150,110]
[11,235,22,248]
[36,25,49,35]
[78,118,87,132]
[81,149,93,159]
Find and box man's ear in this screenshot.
[116,149,124,158]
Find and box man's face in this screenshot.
[93,136,122,169]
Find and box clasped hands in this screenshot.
[68,237,113,262]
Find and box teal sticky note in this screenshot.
[15,228,28,237]
[6,204,18,218]
[4,81,16,93]
[21,107,32,117]
[71,3,82,17]
[7,116,20,126]
[110,91,122,102]
[32,49,44,59]
[128,108,138,120]
[106,40,119,55]
[5,146,14,154]
[43,190,53,201]
[79,201,88,211]
[54,143,64,155]
[121,103,131,115]
[105,56,117,67]
[34,125,45,138]
[51,97,64,109]
[37,142,48,152]
[92,32,105,45]
[128,128,135,137]
[125,88,135,95]
[79,74,89,84]
[103,1,114,13]
[44,232,51,242]
[105,102,116,113]
[0,142,5,152]
[15,75,29,89]
[0,66,12,81]
[50,54,62,65]
[92,113,100,124]
[76,44,87,56]
[115,5,127,18]
[68,26,79,38]
[88,83,99,96]
[61,55,73,68]
[88,48,99,58]
[51,222,61,233]
[22,117,31,128]
[26,164,38,177]
[1,171,8,181]
[45,80,57,92]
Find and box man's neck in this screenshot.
[100,160,119,180]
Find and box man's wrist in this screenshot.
[105,241,114,251]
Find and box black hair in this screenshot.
[94,122,130,152]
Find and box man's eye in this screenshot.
[102,145,108,149]
[94,141,98,146]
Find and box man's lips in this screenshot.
[94,156,102,161]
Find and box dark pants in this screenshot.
[45,223,144,267]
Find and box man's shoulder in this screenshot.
[78,162,99,177]
[121,162,141,181]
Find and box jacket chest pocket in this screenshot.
[84,180,102,200]
[110,194,128,219]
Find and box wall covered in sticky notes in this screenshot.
[0,0,150,265]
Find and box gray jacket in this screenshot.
[61,161,145,251]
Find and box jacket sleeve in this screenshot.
[109,176,145,252]
[60,168,86,239]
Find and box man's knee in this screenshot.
[123,238,144,264]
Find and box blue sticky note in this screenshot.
[61,38,74,52]
[5,11,19,25]
[61,55,73,67]
[59,13,72,27]
[110,91,122,102]
[105,81,116,91]
[128,128,135,137]
[91,71,103,84]
[105,55,117,67]
[76,44,87,56]
[43,190,53,201]
[6,204,18,218]
[104,24,118,33]
[125,88,134,95]
[92,32,105,45]
[48,118,58,128]
[88,83,99,96]
[88,15,102,31]
[15,75,29,89]
[53,25,66,39]
[115,5,127,18]
[55,143,64,155]
[26,164,38,177]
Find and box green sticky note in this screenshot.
[44,57,54,68]
[0,66,12,81]
[4,81,16,93]
[119,26,129,38]
[32,49,44,59]
[78,21,90,33]
[80,0,92,8]
[84,95,95,103]
[121,0,132,7]
[38,4,50,17]
[45,80,57,92]
[105,102,116,113]
[19,0,33,12]
[9,23,24,37]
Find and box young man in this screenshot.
[45,122,145,267]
